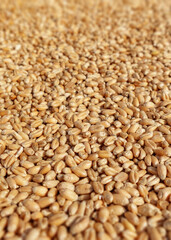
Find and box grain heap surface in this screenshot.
[0,0,171,239]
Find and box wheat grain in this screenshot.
[0,0,171,239]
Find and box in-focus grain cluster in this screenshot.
[0,0,171,239]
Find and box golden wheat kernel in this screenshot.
[57,226,68,240]
[32,186,48,196]
[157,164,167,180]
[23,199,40,212]
[74,143,85,153]
[12,192,29,204]
[49,212,68,226]
[49,202,59,214]
[47,188,57,198]
[43,180,58,188]
[98,207,109,223]
[70,216,89,235]
[25,228,40,240]
[98,150,111,158]
[58,182,75,191]
[147,227,162,240]
[113,194,129,206]
[71,166,87,177]
[7,189,18,200]
[59,189,78,201]
[1,205,16,217]
[31,211,43,220]
[79,160,92,169]
[28,166,41,175]
[7,213,19,232]
[75,184,93,195]
[98,232,112,240]
[32,174,44,183]
[92,181,104,194]
[37,197,55,208]
[63,173,79,183]
[56,195,65,207]
[114,172,128,182]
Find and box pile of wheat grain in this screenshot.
[0,0,171,239]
